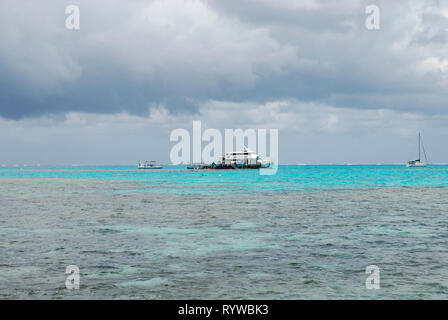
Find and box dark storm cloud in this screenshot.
[0,0,447,119]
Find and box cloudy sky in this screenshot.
[1,0,447,165]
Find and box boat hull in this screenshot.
[138,166,163,169]
[406,162,427,167]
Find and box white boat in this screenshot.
[187,146,273,170]
[138,160,163,169]
[217,146,272,168]
[406,132,428,167]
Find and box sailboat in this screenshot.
[406,132,428,167]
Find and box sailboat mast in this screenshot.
[418,132,421,161]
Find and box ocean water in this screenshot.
[1,165,448,299]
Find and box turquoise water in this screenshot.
[1,165,448,194]
[1,165,448,299]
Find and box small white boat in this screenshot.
[138,160,163,169]
[406,132,428,167]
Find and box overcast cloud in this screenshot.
[0,0,447,164]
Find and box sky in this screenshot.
[1,0,448,165]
